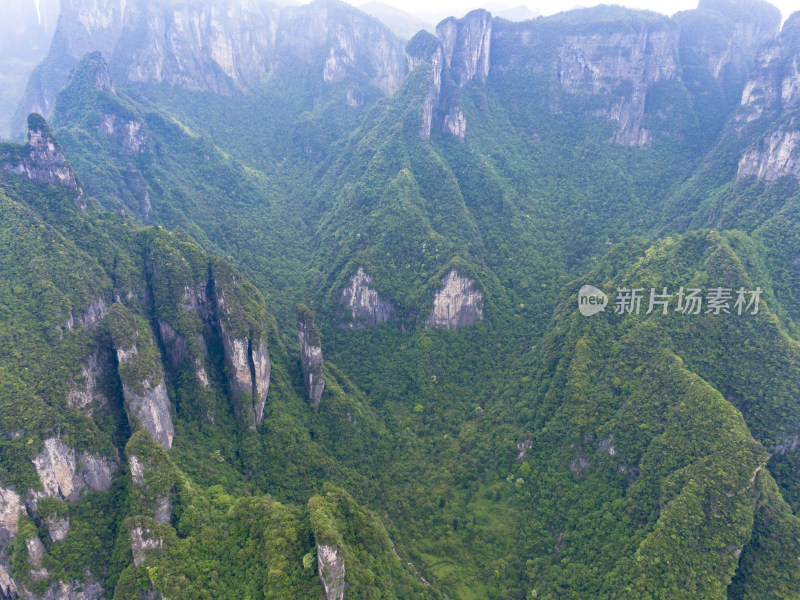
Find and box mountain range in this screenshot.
[1,0,800,598]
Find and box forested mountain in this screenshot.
[2,0,800,598]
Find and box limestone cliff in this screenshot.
[425,270,484,330]
[298,305,325,406]
[0,115,84,205]
[340,267,393,327]
[410,11,490,140]
[413,3,777,147]
[130,524,164,568]
[675,0,780,112]
[108,304,175,450]
[212,264,272,429]
[66,352,109,411]
[317,543,346,600]
[17,0,409,131]
[735,14,800,183]
[31,438,115,503]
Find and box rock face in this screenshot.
[0,114,84,203]
[0,487,21,600]
[317,543,345,600]
[130,525,163,567]
[410,11,490,140]
[0,564,17,599]
[734,15,800,183]
[340,268,393,327]
[298,306,325,406]
[67,352,108,411]
[675,0,780,109]
[558,24,678,147]
[737,123,800,182]
[214,285,271,429]
[0,487,22,548]
[438,11,491,88]
[46,516,70,543]
[410,3,777,147]
[25,579,105,600]
[119,377,174,451]
[31,438,116,503]
[17,0,409,130]
[109,305,175,449]
[425,270,484,330]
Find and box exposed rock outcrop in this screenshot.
[118,379,174,451]
[130,525,163,567]
[17,0,409,130]
[46,516,70,543]
[31,438,115,503]
[317,543,346,600]
[734,15,800,183]
[98,112,149,155]
[438,11,491,88]
[298,306,325,406]
[675,0,780,117]
[425,270,484,330]
[735,13,800,125]
[215,283,271,429]
[556,23,679,147]
[27,579,105,600]
[410,11,490,140]
[109,304,175,449]
[67,352,108,411]
[0,487,22,548]
[737,123,800,182]
[340,267,393,328]
[0,487,21,600]
[0,564,17,599]
[0,114,84,203]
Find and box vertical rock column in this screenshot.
[297,305,325,406]
[108,303,175,449]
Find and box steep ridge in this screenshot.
[2,0,800,598]
[14,0,409,134]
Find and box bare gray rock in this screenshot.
[0,563,17,598]
[425,270,484,330]
[25,535,46,569]
[19,0,409,128]
[120,379,174,450]
[130,526,163,568]
[112,319,175,450]
[0,487,22,548]
[317,543,345,600]
[67,352,108,411]
[251,339,271,426]
[439,10,491,88]
[298,309,325,406]
[340,268,393,328]
[31,438,116,503]
[28,579,105,600]
[46,516,70,543]
[737,119,800,182]
[0,115,84,203]
[598,435,616,456]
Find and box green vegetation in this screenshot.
[1,3,799,598]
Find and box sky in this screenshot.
[351,0,800,21]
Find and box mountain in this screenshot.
[413,3,540,26]
[1,0,800,598]
[359,1,435,39]
[0,0,60,139]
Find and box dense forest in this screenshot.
[1,0,800,598]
